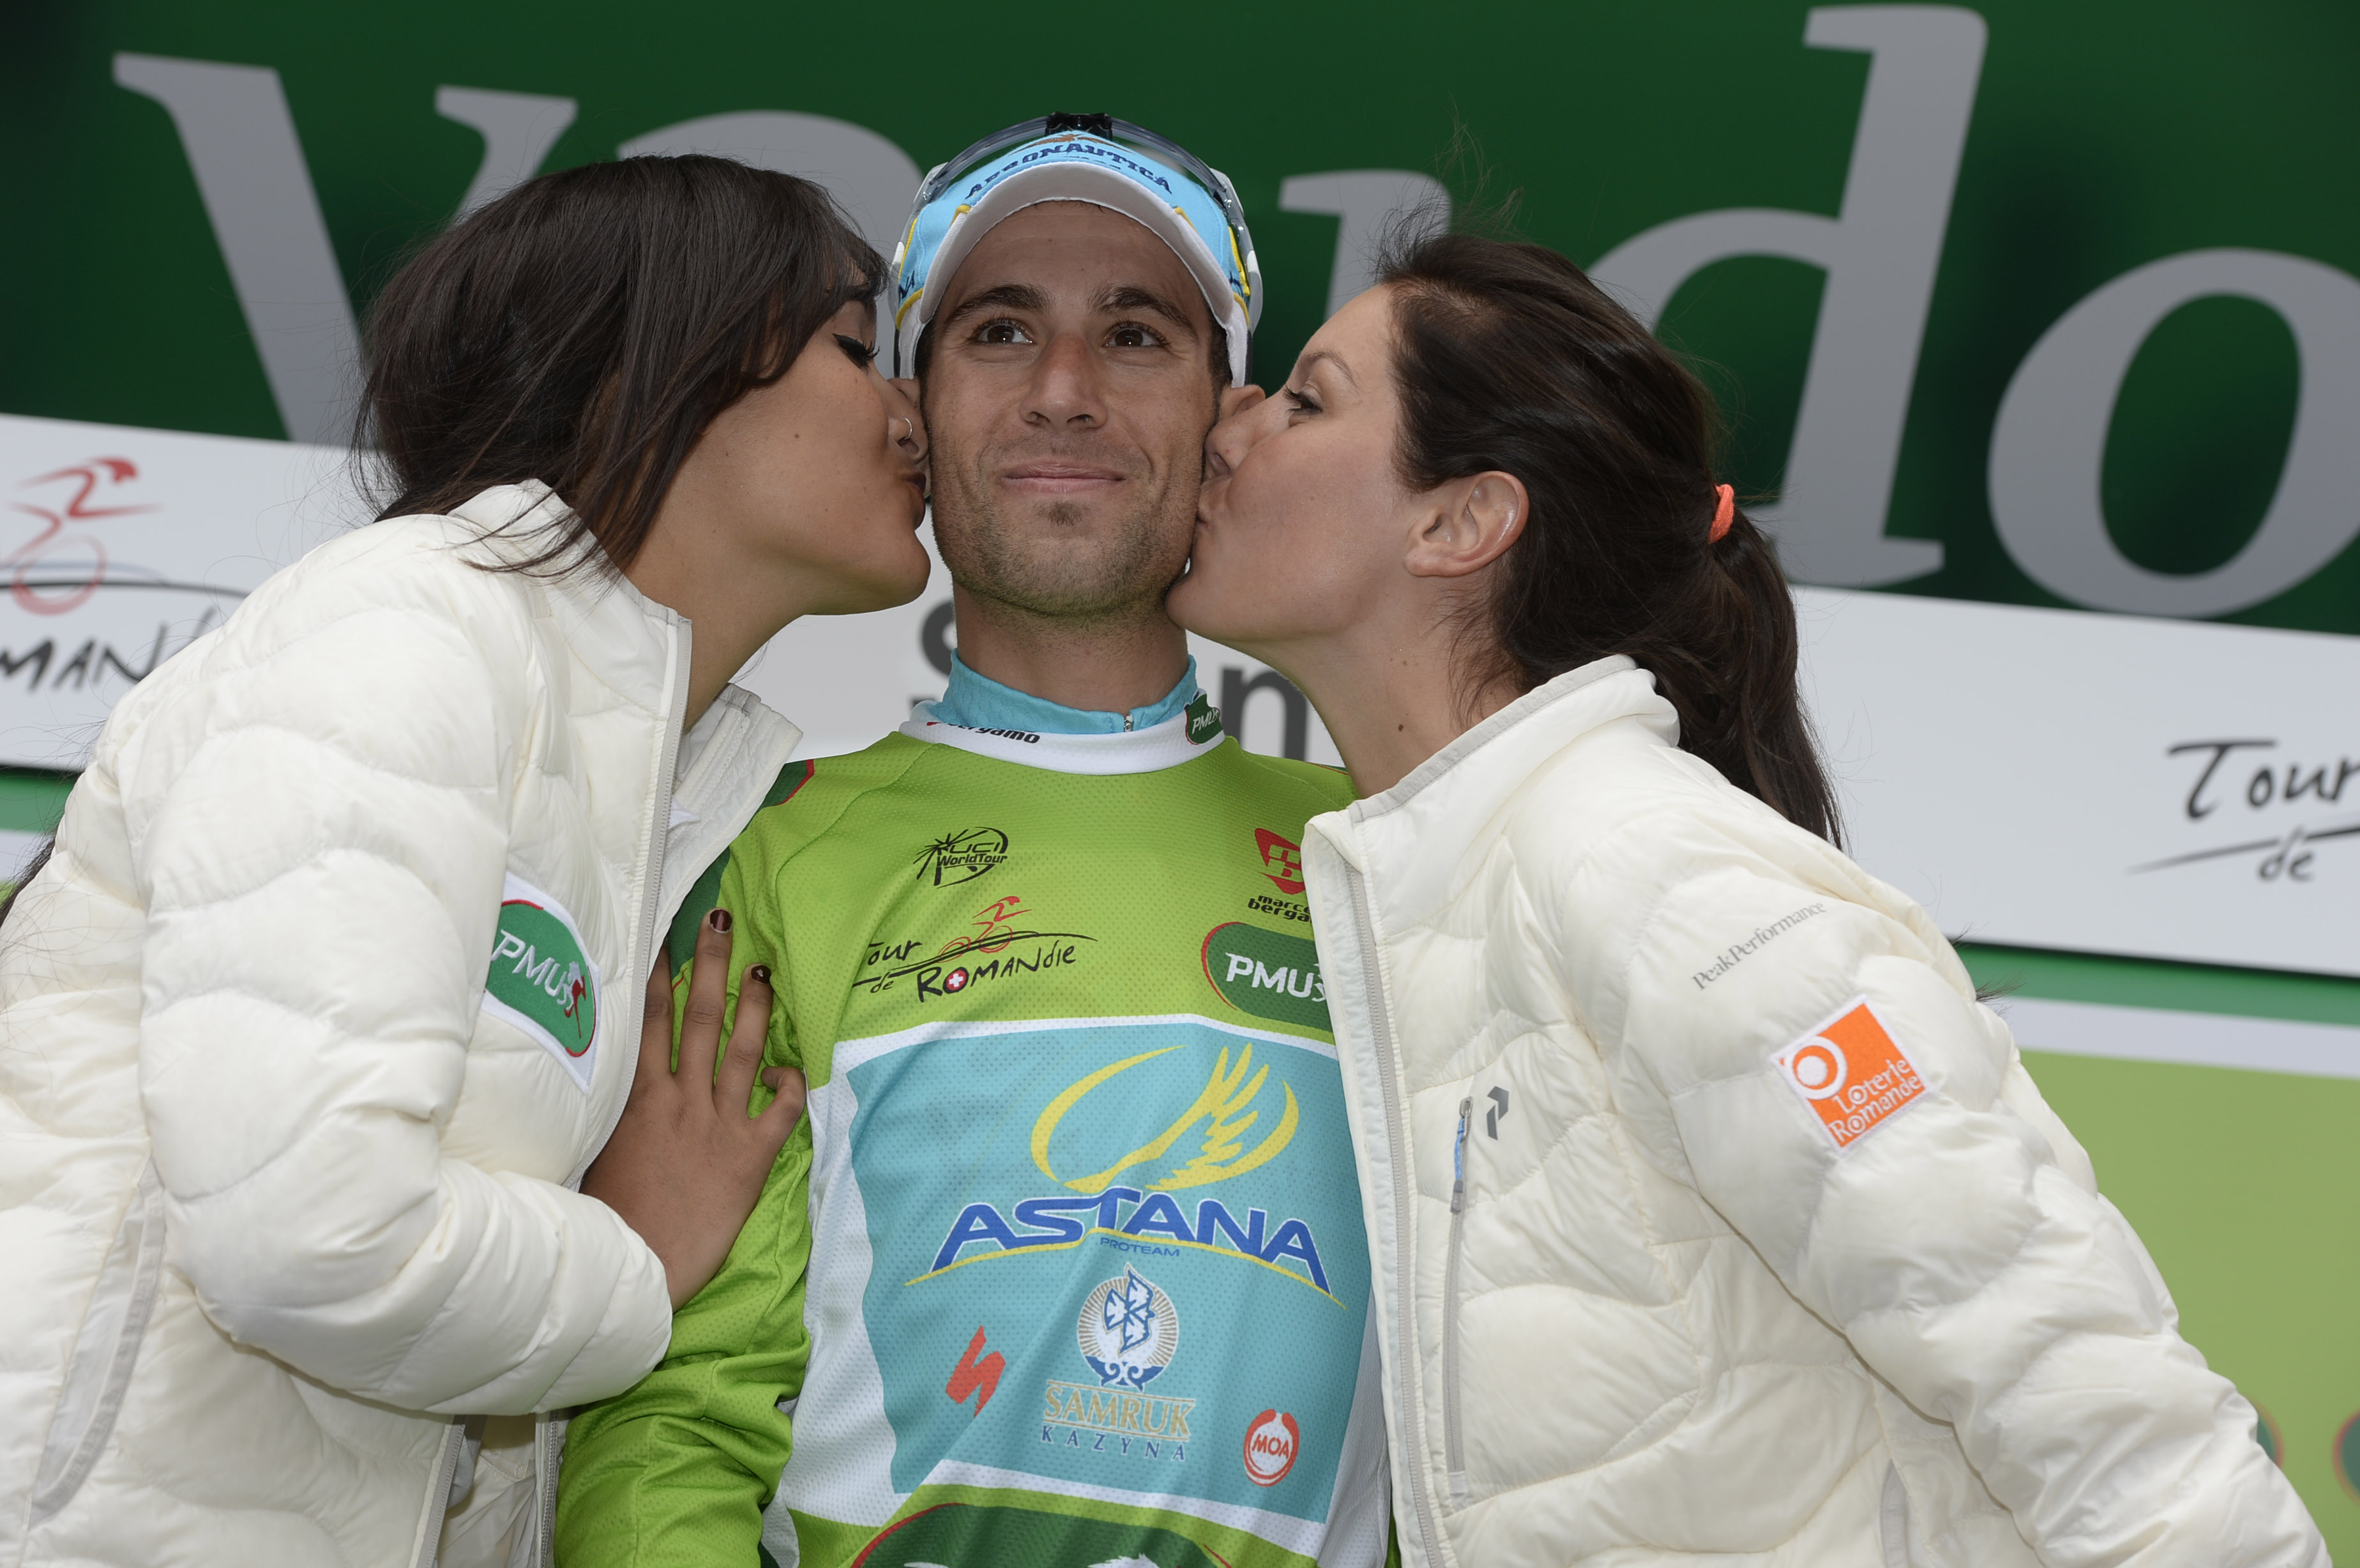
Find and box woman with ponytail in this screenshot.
[1169,232,2321,1567]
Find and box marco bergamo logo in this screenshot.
[481,873,601,1091]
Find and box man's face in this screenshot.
[920,200,1225,622]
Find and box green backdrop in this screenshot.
[3,0,2356,1549]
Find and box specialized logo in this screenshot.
[1774,997,1926,1150]
[1243,1410,1300,1486]
[1201,923,1330,1030]
[914,825,1010,887]
[1254,828,1305,894]
[1079,1266,1179,1389]
[1184,692,1223,746]
[481,873,600,1091]
[944,1326,1005,1416]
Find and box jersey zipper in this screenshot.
[1443,1096,1472,1507]
[1343,861,1449,1567]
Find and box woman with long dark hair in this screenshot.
[0,155,928,1568]
[1169,232,2323,1567]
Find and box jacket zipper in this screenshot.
[412,1419,467,1568]
[566,618,690,1189]
[522,617,690,1565]
[1443,1097,1472,1507]
[532,1411,568,1568]
[1343,863,1449,1567]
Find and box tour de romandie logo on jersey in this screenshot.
[925,1039,1335,1472]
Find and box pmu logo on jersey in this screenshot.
[1184,692,1223,746]
[1243,1410,1300,1486]
[1774,997,1926,1151]
[1254,829,1305,894]
[1202,923,1329,1030]
[481,873,601,1090]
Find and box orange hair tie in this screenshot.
[1709,483,1735,543]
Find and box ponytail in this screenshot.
[1379,232,1842,844]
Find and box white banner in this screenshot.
[1796,589,2359,979]
[1,412,2350,981]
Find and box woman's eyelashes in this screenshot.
[834,334,877,368]
[1283,386,1322,417]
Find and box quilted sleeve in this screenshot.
[125,584,672,1415]
[1555,809,2326,1568]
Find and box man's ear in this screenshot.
[1405,472,1528,580]
[1218,384,1267,422]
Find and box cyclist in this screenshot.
[556,116,1389,1568]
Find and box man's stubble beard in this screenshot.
[930,441,1199,624]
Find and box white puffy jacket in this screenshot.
[0,483,801,1568]
[1301,657,2324,1568]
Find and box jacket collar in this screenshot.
[1319,656,1676,919]
[446,481,690,718]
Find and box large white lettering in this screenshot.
[1590,5,1986,586]
[114,56,577,444]
[1278,170,1451,318]
[113,54,359,445]
[436,87,578,218]
[1988,248,2360,617]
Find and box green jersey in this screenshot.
[556,704,1384,1568]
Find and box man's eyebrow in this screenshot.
[1099,284,1201,338]
[940,282,1050,329]
[1298,349,1358,387]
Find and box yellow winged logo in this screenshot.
[1031,1044,1299,1195]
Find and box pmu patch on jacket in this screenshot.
[481,873,601,1091]
[1774,997,1925,1151]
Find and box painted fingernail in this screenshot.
[749,964,771,984]
[708,908,732,934]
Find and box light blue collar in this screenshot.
[935,653,1199,735]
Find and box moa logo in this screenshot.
[1243,1409,1299,1486]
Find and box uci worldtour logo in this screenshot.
[2133,739,2360,884]
[912,1043,1333,1297]
[914,826,1010,887]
